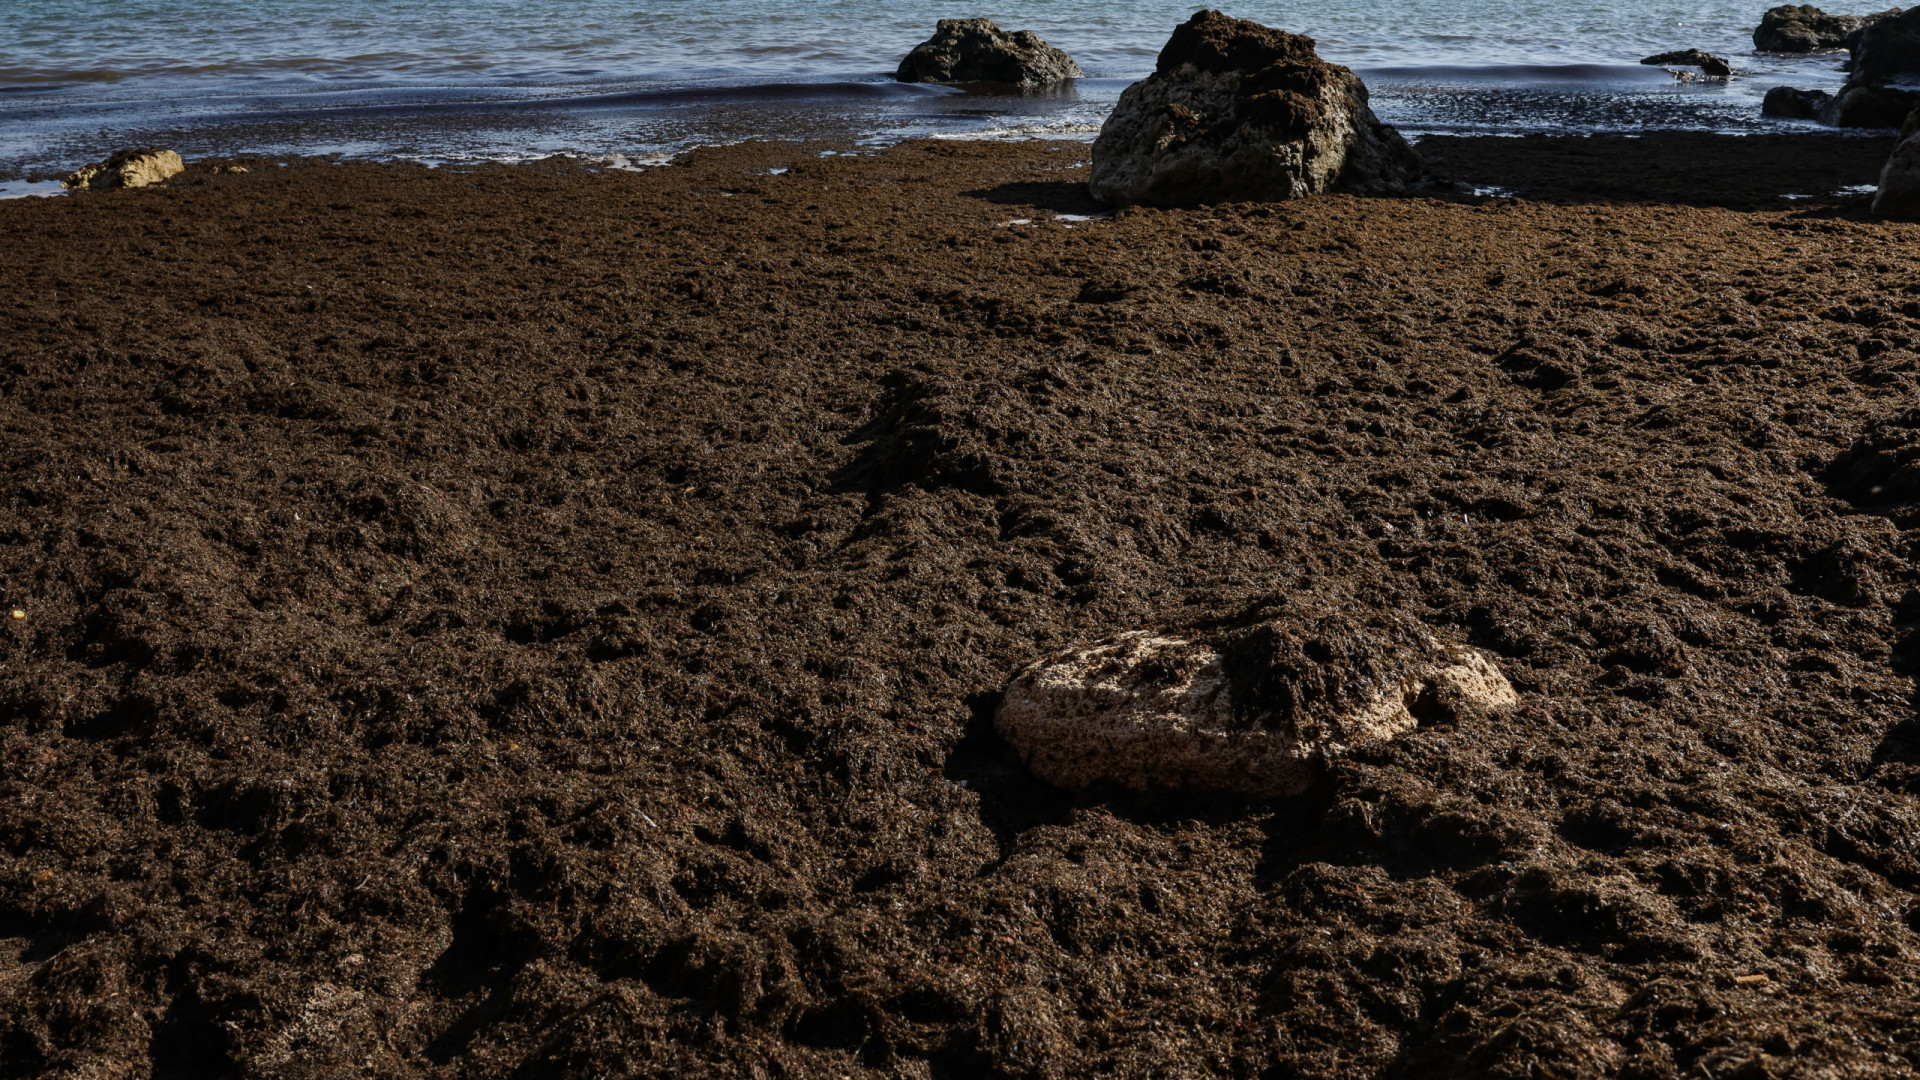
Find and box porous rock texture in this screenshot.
[996,615,1516,796]
[894,19,1083,87]
[1640,49,1732,77]
[1088,10,1419,207]
[61,148,185,192]
[1752,4,1901,52]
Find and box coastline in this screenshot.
[4,137,1919,1076]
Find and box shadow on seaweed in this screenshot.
[961,180,1107,216]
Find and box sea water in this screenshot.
[0,0,1872,180]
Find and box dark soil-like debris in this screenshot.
[4,135,1920,1078]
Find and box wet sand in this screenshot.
[3,134,1920,1078]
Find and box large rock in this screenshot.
[1850,7,1920,79]
[1641,49,1732,76]
[62,148,184,191]
[1763,81,1920,124]
[995,612,1518,796]
[1753,5,1901,52]
[1873,122,1920,216]
[895,19,1083,87]
[1087,10,1420,207]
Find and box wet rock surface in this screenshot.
[61,148,184,191]
[1089,10,1420,207]
[2,136,1920,1078]
[1640,49,1732,76]
[1753,3,1901,52]
[894,18,1083,87]
[1850,6,1920,79]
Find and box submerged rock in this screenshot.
[1753,4,1901,52]
[1642,49,1733,76]
[1088,10,1420,207]
[995,612,1517,796]
[62,148,185,191]
[895,19,1083,87]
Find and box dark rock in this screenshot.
[1641,49,1733,76]
[895,18,1083,87]
[1762,81,1917,124]
[1088,10,1420,207]
[1850,7,1920,79]
[1830,80,1920,124]
[1753,4,1901,52]
[1764,85,1832,118]
[1874,120,1920,216]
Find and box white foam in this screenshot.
[1836,183,1878,195]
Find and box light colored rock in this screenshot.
[1088,10,1419,207]
[62,148,185,191]
[995,629,1516,796]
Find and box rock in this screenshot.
[1753,5,1901,52]
[1849,7,1920,79]
[1830,80,1920,124]
[1762,81,1916,124]
[1087,10,1419,207]
[1874,130,1920,216]
[994,612,1517,796]
[1641,49,1733,76]
[895,19,1083,87]
[1764,85,1833,118]
[62,148,185,191]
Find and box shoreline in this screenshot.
[4,137,1920,1077]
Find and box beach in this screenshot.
[4,134,1920,1076]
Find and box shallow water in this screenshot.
[0,0,1867,178]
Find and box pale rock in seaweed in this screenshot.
[995,610,1518,796]
[1088,10,1420,207]
[63,148,185,191]
[895,19,1083,87]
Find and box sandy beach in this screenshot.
[3,134,1920,1077]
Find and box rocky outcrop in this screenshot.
[1641,49,1732,76]
[62,148,184,191]
[1763,80,1920,123]
[1850,7,1920,79]
[995,612,1518,796]
[895,19,1083,87]
[1762,7,1920,128]
[1088,10,1419,206]
[1873,112,1920,216]
[1753,5,1901,52]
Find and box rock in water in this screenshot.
[1763,85,1832,119]
[995,613,1518,796]
[62,148,185,191]
[1641,49,1733,76]
[1753,4,1901,52]
[1087,10,1420,207]
[1850,7,1920,79]
[895,19,1083,87]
